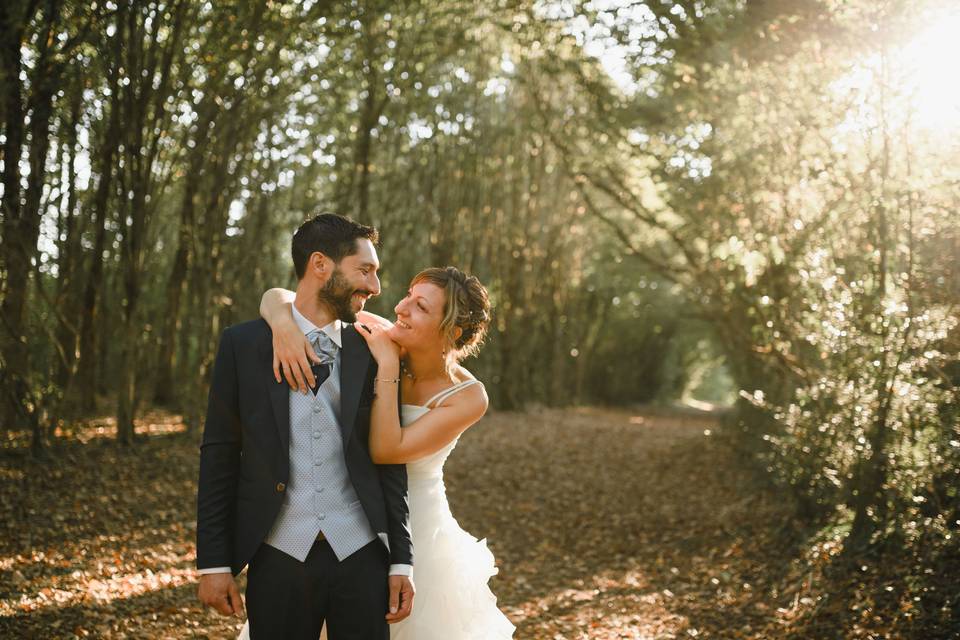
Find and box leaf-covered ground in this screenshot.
[1,407,956,638]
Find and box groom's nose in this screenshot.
[368,272,381,297]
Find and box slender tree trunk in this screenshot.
[0,1,64,452]
[355,85,378,221]
[115,0,188,444]
[76,43,123,414]
[0,2,28,431]
[154,159,202,407]
[115,2,148,445]
[53,85,84,421]
[352,12,388,222]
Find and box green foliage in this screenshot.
[1,0,959,635]
[525,0,960,594]
[2,2,958,614]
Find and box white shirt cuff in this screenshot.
[198,566,232,575]
[201,564,408,577]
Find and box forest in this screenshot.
[1,0,958,637]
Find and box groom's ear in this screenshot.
[309,252,332,279]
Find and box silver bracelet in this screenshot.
[374,377,400,384]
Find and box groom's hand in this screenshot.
[385,575,414,623]
[198,573,245,617]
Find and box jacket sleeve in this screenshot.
[196,327,243,571]
[373,365,413,566]
[378,461,413,565]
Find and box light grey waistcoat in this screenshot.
[263,352,377,562]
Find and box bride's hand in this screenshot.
[356,310,393,332]
[272,319,320,394]
[357,320,401,364]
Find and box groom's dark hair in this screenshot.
[292,213,379,280]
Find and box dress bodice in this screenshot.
[401,404,459,484]
[399,380,481,486]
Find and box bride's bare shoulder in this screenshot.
[451,364,481,384]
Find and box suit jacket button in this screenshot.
[276,482,286,492]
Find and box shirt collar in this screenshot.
[291,303,342,348]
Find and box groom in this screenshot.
[196,213,414,639]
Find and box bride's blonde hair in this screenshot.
[410,267,491,363]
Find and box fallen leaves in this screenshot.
[1,406,956,638]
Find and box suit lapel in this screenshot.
[259,329,291,456]
[339,324,370,445]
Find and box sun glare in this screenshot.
[898,10,960,130]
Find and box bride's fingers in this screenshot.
[273,354,281,383]
[291,360,309,394]
[297,353,315,388]
[357,311,389,328]
[281,361,300,393]
[303,337,321,363]
[358,313,394,332]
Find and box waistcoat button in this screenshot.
[275,482,286,492]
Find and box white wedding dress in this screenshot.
[238,380,514,640]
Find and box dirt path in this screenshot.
[0,408,805,638]
[452,407,791,639]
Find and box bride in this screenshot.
[242,266,515,640]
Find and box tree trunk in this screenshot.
[0,2,29,431]
[353,13,387,222]
[114,0,189,444]
[76,40,123,415]
[53,84,85,424]
[0,1,63,451]
[154,159,203,407]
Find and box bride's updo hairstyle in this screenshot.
[410,266,491,362]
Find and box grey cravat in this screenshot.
[306,329,337,393]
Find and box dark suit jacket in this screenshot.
[196,318,412,576]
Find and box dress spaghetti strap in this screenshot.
[423,380,482,409]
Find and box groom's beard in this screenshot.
[318,267,371,323]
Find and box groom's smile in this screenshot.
[317,237,381,322]
[352,291,372,310]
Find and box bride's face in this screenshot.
[388,282,448,351]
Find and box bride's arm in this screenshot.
[371,384,488,464]
[260,287,318,394]
[358,323,488,464]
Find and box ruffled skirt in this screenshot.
[389,477,515,640]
